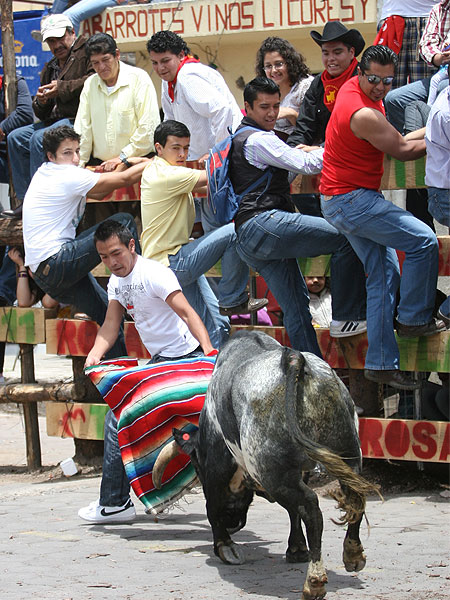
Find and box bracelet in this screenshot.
[18,272,29,278]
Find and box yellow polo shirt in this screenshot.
[140,156,201,266]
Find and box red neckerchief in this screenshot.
[321,57,358,112]
[168,55,200,102]
[373,15,405,54]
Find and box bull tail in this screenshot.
[282,347,382,524]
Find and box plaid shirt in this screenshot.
[419,0,450,64]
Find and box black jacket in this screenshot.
[287,65,359,148]
[32,35,94,124]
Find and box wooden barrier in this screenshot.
[0,307,56,344]
[44,405,450,464]
[293,154,427,194]
[46,402,109,440]
[86,182,140,203]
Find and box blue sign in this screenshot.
[0,10,52,95]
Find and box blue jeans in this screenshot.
[385,76,448,132]
[168,223,250,348]
[235,210,367,357]
[100,348,204,507]
[33,212,139,359]
[64,0,118,33]
[7,119,73,200]
[428,187,450,227]
[321,188,438,370]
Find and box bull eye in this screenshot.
[182,433,190,441]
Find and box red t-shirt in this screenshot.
[320,76,385,196]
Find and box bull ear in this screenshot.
[173,427,198,457]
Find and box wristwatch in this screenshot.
[119,152,132,168]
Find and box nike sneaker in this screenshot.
[78,498,136,523]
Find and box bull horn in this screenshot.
[152,440,179,489]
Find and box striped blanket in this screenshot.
[86,356,216,514]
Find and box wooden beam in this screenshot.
[0,307,56,344]
[0,382,87,404]
[20,343,41,470]
[231,325,450,373]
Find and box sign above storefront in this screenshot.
[81,0,377,44]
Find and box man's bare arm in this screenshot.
[88,159,151,199]
[165,290,215,355]
[85,300,125,367]
[350,108,426,161]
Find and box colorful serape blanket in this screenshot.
[86,356,216,514]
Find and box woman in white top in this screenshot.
[255,36,313,140]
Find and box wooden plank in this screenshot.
[86,182,140,203]
[46,319,99,356]
[298,255,331,277]
[230,325,450,373]
[45,404,450,464]
[92,261,222,279]
[91,262,111,278]
[0,307,56,344]
[359,418,450,463]
[46,402,109,440]
[124,321,151,359]
[295,156,427,194]
[438,236,450,276]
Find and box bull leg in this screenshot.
[343,516,366,572]
[286,512,309,563]
[338,483,366,572]
[271,480,327,600]
[204,483,246,565]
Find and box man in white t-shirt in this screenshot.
[23,124,148,357]
[80,219,215,523]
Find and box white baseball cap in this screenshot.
[41,14,74,42]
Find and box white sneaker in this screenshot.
[78,498,136,523]
[330,320,367,338]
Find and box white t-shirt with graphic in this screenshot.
[23,162,100,271]
[107,255,199,358]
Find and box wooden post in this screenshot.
[20,344,42,470]
[0,0,18,207]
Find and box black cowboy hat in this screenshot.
[310,21,365,56]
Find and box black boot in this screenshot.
[1,203,23,219]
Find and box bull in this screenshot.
[153,330,380,600]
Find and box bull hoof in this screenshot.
[302,560,328,600]
[286,546,309,563]
[343,538,366,572]
[302,575,328,600]
[216,541,245,565]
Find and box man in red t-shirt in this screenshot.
[320,45,446,390]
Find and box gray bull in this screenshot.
[153,330,380,600]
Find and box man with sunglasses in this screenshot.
[320,45,446,391]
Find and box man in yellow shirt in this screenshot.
[75,32,159,171]
[141,120,268,348]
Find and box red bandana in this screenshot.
[321,57,358,112]
[168,55,200,102]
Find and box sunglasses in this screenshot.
[362,72,394,85]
